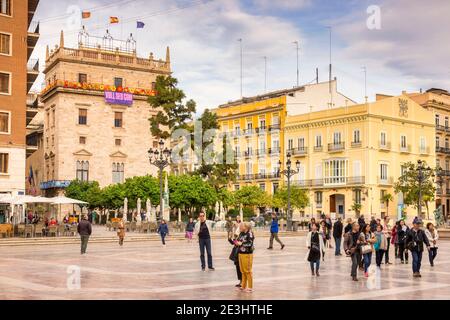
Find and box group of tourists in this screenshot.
[305,215,439,280]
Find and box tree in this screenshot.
[234,186,271,211]
[65,180,102,210]
[122,175,160,208]
[101,183,126,210]
[381,193,394,215]
[272,186,309,212]
[394,161,436,212]
[193,108,238,191]
[351,202,362,217]
[148,75,196,140]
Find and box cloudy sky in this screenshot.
[32,0,450,113]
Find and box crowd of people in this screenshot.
[73,211,441,294]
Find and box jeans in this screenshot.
[384,238,391,263]
[375,249,385,266]
[269,232,284,248]
[310,260,320,273]
[398,243,409,262]
[199,238,213,269]
[351,252,361,277]
[334,236,341,255]
[80,235,89,254]
[363,252,372,273]
[429,248,438,265]
[412,250,423,273]
[235,259,242,281]
[160,233,166,245]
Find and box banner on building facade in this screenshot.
[104,91,133,106]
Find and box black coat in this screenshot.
[406,228,430,252]
[333,220,343,238]
[77,220,92,236]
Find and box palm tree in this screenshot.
[381,193,394,217]
[351,202,362,217]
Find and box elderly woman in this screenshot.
[117,220,125,246]
[236,222,255,293]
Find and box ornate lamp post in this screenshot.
[148,139,172,220]
[416,160,433,219]
[278,153,300,231]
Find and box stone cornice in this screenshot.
[285,115,367,131]
[218,106,284,121]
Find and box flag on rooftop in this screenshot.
[81,11,91,19]
[137,21,145,28]
[110,16,119,24]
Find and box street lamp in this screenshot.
[278,153,300,231]
[416,160,433,219]
[148,139,172,220]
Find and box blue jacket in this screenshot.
[157,224,169,235]
[270,218,279,233]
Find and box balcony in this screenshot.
[27,21,40,60]
[314,145,323,152]
[315,203,323,209]
[28,0,40,25]
[268,147,281,156]
[438,170,450,177]
[351,141,362,148]
[27,59,39,92]
[288,147,308,157]
[379,142,391,151]
[238,174,254,181]
[419,146,430,155]
[399,144,411,153]
[244,150,253,158]
[436,146,450,155]
[256,149,267,157]
[256,127,267,134]
[328,142,345,152]
[378,177,394,185]
[269,124,281,132]
[243,128,253,136]
[436,125,447,132]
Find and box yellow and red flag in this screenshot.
[110,17,119,24]
[81,11,91,19]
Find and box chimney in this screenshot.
[60,30,64,48]
[165,46,170,63]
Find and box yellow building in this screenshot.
[284,93,436,221]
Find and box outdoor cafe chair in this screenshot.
[48,226,58,237]
[34,224,45,237]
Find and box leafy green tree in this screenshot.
[122,175,160,208]
[381,193,394,215]
[394,161,436,211]
[101,183,126,210]
[351,202,362,217]
[234,186,271,212]
[148,75,196,140]
[65,180,102,209]
[272,186,309,212]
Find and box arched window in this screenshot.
[76,161,89,181]
[112,162,124,184]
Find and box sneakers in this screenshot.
[202,268,206,272]
[208,267,215,271]
[267,247,273,250]
[364,272,369,278]
[413,272,422,278]
[281,244,285,250]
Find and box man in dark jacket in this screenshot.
[267,212,285,250]
[77,215,92,255]
[406,217,430,278]
[369,216,377,232]
[344,222,361,281]
[333,217,343,256]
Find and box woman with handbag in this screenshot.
[228,234,242,288]
[306,222,324,276]
[425,222,439,267]
[235,222,255,293]
[360,224,376,277]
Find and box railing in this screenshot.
[256,149,266,157]
[292,176,366,188]
[436,125,447,132]
[328,142,345,152]
[244,150,253,158]
[436,147,450,154]
[238,173,281,181]
[419,146,430,154]
[27,59,39,72]
[378,176,394,185]
[438,170,450,177]
[351,141,362,148]
[446,189,450,195]
[313,145,323,152]
[244,128,253,136]
[269,147,281,155]
[256,126,267,134]
[379,142,391,150]
[269,124,281,132]
[28,21,40,34]
[399,144,411,153]
[288,147,308,156]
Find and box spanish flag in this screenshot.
[81,11,91,19]
[110,16,119,24]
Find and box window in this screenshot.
[0,33,11,55]
[380,132,387,146]
[446,160,450,171]
[114,112,123,128]
[272,183,279,194]
[436,136,440,148]
[353,129,360,143]
[288,139,293,150]
[419,136,426,152]
[315,191,323,205]
[115,139,121,146]
[354,189,362,205]
[0,153,8,173]
[259,116,266,129]
[0,112,9,133]
[78,109,87,125]
[380,163,388,181]
[298,137,305,149]
[245,161,252,175]
[246,119,252,130]
[78,73,87,83]
[0,72,10,94]
[446,138,449,149]
[436,115,440,126]
[52,109,55,127]
[324,159,347,185]
[234,123,240,135]
[446,117,449,129]
[151,82,156,90]
[114,77,123,87]
[400,135,407,149]
[259,183,265,192]
[76,161,89,181]
[79,136,86,144]
[112,163,124,184]
[0,0,11,16]
[333,132,341,144]
[315,135,322,147]
[51,135,54,146]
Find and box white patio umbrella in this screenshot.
[13,195,54,205]
[50,196,88,222]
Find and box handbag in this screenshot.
[361,244,372,254]
[229,246,239,262]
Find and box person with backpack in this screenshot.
[406,217,430,278]
[344,222,362,281]
[374,224,387,267]
[307,222,324,276]
[397,220,409,264]
[425,222,439,267]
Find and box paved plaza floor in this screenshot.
[0,235,449,300]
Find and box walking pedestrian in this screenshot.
[185,218,195,243]
[360,224,376,277]
[157,219,169,246]
[369,216,377,232]
[382,216,393,264]
[267,212,285,250]
[117,220,125,246]
[425,222,439,267]
[228,232,242,288]
[358,215,366,230]
[344,218,353,234]
[308,217,319,231]
[225,216,234,239]
[344,222,361,281]
[77,215,92,255]
[325,215,333,249]
[406,217,430,278]
[194,211,215,271]
[333,217,343,256]
[319,220,328,249]
[236,222,255,293]
[307,222,324,276]
[392,221,399,259]
[397,220,409,264]
[374,225,387,267]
